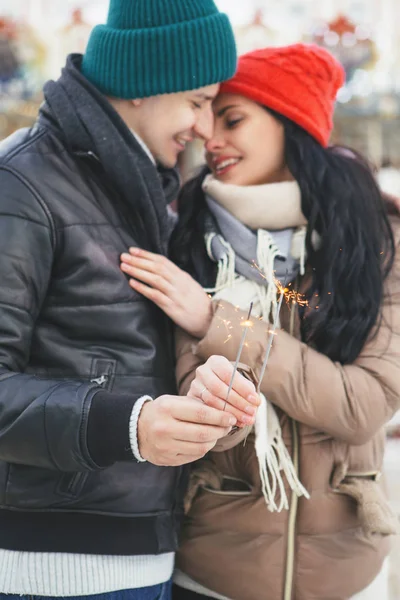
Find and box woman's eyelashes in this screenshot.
[226,117,243,129]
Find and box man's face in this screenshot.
[132,84,220,168]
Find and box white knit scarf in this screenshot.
[203,175,310,512]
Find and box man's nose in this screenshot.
[193,105,214,142]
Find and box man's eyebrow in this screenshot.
[192,92,217,102]
[216,104,239,117]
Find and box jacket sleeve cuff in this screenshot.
[129,396,153,462]
[87,391,138,467]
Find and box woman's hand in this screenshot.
[120,248,213,338]
[188,355,261,427]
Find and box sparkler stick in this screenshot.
[257,273,287,394]
[224,302,254,410]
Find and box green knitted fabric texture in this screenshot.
[81,0,237,99]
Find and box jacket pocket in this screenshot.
[331,462,399,537]
[333,475,399,537]
[90,358,117,391]
[4,463,89,508]
[56,471,89,499]
[203,475,252,496]
[185,461,252,513]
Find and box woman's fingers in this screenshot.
[128,278,171,310]
[189,356,260,425]
[206,355,259,403]
[190,377,255,422]
[129,247,178,267]
[121,249,213,338]
[128,248,182,278]
[121,262,174,295]
[121,251,175,283]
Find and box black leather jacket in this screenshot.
[0,106,185,555]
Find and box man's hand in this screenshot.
[137,395,237,466]
[188,355,261,427]
[120,248,212,338]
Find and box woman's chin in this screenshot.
[214,170,245,186]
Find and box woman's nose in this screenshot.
[205,134,225,154]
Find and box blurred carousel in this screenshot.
[0,4,95,139]
[1,0,400,179]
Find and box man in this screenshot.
[0,2,254,599]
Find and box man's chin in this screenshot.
[156,157,178,169]
[154,149,180,169]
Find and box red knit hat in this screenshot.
[220,44,345,147]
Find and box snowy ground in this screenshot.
[385,412,400,600]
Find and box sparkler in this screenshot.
[252,261,308,308]
[257,273,287,394]
[224,302,254,410]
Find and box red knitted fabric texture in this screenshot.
[220,44,345,147]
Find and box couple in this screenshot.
[0,1,399,600]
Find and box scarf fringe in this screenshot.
[291,226,307,276]
[205,233,238,293]
[255,394,310,513]
[256,230,279,322]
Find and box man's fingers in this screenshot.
[160,445,217,467]
[171,421,232,443]
[175,439,219,456]
[169,397,237,428]
[153,449,215,467]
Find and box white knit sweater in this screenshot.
[0,551,174,596]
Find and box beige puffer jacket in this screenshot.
[174,217,400,600]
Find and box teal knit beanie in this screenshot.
[81,0,237,99]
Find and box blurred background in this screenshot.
[2,0,400,191]
[0,1,400,596]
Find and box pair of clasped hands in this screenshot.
[120,247,261,467]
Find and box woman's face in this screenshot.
[205,93,290,186]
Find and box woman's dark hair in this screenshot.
[170,110,396,365]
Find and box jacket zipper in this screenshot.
[283,300,299,600]
[90,374,108,386]
[345,470,381,481]
[283,418,300,600]
[65,471,88,496]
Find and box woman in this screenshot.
[120,44,400,600]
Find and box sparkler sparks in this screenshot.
[274,277,309,308]
[251,261,309,309]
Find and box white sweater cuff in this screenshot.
[129,396,153,462]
